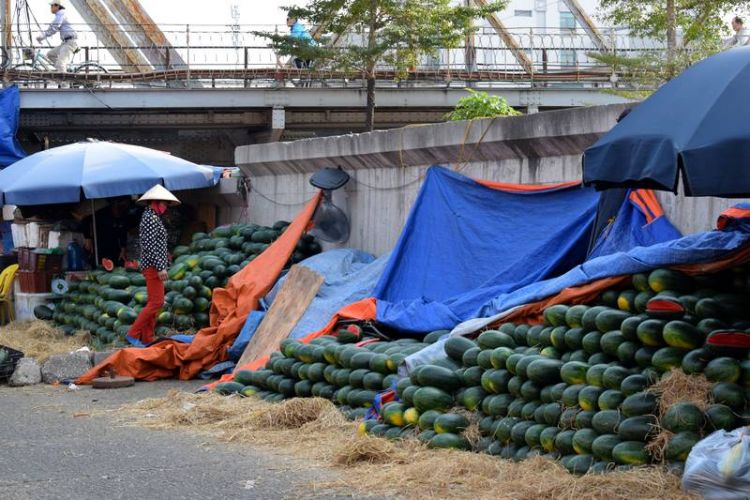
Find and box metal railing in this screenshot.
[1,23,670,89]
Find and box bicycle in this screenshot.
[10,46,108,87]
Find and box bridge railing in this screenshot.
[2,23,669,89]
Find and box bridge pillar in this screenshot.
[527,105,540,114]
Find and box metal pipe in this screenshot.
[91,199,99,267]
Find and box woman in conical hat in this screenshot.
[126,185,180,347]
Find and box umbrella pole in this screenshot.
[91,199,100,268]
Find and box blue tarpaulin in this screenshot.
[266,249,385,339]
[0,86,26,168]
[374,166,681,333]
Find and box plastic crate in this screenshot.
[18,270,51,293]
[0,345,24,382]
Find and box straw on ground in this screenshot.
[120,391,693,499]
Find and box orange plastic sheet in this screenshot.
[77,192,322,383]
[496,245,750,327]
[476,179,581,193]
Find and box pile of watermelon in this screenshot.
[218,265,750,476]
[38,221,321,348]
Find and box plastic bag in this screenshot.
[682,428,750,499]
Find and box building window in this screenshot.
[559,49,577,67]
[515,10,533,17]
[560,12,576,30]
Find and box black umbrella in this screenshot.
[584,47,750,197]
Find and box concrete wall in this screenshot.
[235,104,745,256]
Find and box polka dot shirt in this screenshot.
[138,207,169,271]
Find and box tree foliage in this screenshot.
[445,89,521,121]
[595,0,750,86]
[257,0,506,130]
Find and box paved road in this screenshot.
[0,381,336,500]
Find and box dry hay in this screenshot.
[323,445,692,500]
[121,390,355,462]
[121,391,693,499]
[647,369,714,417]
[0,320,90,362]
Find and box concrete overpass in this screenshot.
[15,86,631,165]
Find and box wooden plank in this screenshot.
[235,265,324,369]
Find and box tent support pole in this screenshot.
[91,199,100,267]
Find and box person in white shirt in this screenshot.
[724,16,750,50]
[36,1,78,72]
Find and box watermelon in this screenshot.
[595,309,631,333]
[705,404,738,431]
[636,319,666,347]
[434,413,469,434]
[664,431,701,461]
[663,321,705,350]
[592,434,621,461]
[429,433,470,450]
[561,361,589,385]
[618,415,657,441]
[662,402,705,433]
[681,348,713,375]
[413,387,454,413]
[444,336,476,362]
[572,428,598,455]
[648,269,693,293]
[526,358,563,385]
[651,347,688,372]
[704,357,742,383]
[544,305,570,327]
[477,330,516,350]
[621,391,658,417]
[598,389,626,410]
[711,382,746,410]
[612,441,650,465]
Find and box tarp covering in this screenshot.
[583,46,750,197]
[265,248,385,339]
[588,190,682,259]
[373,166,680,334]
[0,85,26,168]
[77,192,322,383]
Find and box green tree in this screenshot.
[597,0,750,84]
[445,89,521,121]
[258,0,506,131]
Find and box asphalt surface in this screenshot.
[0,381,339,500]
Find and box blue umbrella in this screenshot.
[583,46,750,197]
[0,140,220,206]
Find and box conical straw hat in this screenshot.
[137,184,181,206]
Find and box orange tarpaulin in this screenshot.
[77,192,322,384]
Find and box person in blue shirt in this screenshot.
[36,2,78,72]
[287,17,315,69]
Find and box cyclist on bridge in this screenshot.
[36,1,78,72]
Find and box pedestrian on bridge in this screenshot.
[36,2,78,72]
[287,17,315,69]
[723,16,750,50]
[125,185,180,347]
